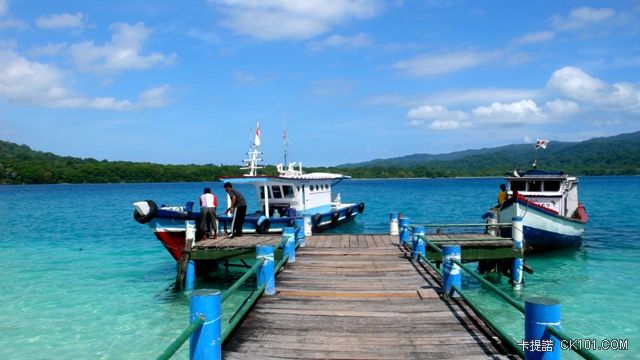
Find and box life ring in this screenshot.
[357,202,365,214]
[133,200,157,224]
[345,207,353,218]
[256,218,271,234]
[312,213,322,227]
[331,211,340,225]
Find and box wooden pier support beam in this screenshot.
[294,218,305,247]
[411,226,425,262]
[256,244,275,295]
[511,216,524,290]
[524,297,561,360]
[389,212,399,235]
[282,227,296,263]
[189,289,222,360]
[442,245,461,297]
[399,217,410,245]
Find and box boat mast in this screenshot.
[241,121,263,176]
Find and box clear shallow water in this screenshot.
[0,177,638,359]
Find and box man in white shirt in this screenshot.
[199,187,218,240]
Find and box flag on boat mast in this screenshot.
[535,139,548,149]
[254,121,261,146]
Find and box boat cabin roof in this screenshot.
[504,169,568,180]
[219,173,350,185]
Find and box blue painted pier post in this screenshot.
[256,244,275,295]
[303,214,312,237]
[389,212,399,236]
[189,289,222,360]
[411,226,425,262]
[512,216,524,290]
[399,217,410,245]
[442,245,461,297]
[282,227,296,263]
[185,260,196,292]
[294,218,306,247]
[524,297,561,360]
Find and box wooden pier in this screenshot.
[221,234,517,359]
[189,233,517,262]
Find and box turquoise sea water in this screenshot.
[1,177,638,359]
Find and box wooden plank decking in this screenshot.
[222,240,517,359]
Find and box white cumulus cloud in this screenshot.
[513,30,555,45]
[308,32,372,51]
[391,50,500,78]
[551,7,616,30]
[210,0,381,40]
[36,12,86,29]
[547,66,640,112]
[0,50,170,110]
[69,22,176,75]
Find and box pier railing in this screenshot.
[395,215,599,360]
[157,223,304,360]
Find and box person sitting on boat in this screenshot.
[199,187,218,240]
[497,184,508,205]
[224,182,247,238]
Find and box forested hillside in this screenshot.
[1,131,639,184]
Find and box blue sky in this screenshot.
[1,1,639,166]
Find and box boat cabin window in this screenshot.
[271,186,283,199]
[544,181,561,192]
[259,187,271,199]
[282,185,295,198]
[528,180,542,192]
[310,185,315,191]
[510,180,526,191]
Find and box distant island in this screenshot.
[1,131,639,184]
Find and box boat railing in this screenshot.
[157,225,304,360]
[401,222,600,360]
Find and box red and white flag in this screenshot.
[254,121,261,146]
[535,139,548,149]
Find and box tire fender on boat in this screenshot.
[357,202,365,214]
[345,207,353,218]
[133,200,157,224]
[312,213,322,227]
[256,216,271,234]
[331,211,340,225]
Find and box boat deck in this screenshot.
[223,244,516,359]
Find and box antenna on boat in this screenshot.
[240,120,263,176]
[282,120,288,166]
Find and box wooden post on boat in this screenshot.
[294,218,305,247]
[442,245,461,297]
[512,216,524,290]
[189,289,222,360]
[524,297,561,360]
[256,244,275,295]
[176,220,196,290]
[411,226,425,262]
[282,227,296,263]
[399,217,410,245]
[303,214,312,237]
[389,212,399,235]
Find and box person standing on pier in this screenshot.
[199,187,218,240]
[224,182,247,238]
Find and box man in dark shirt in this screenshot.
[224,182,247,238]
